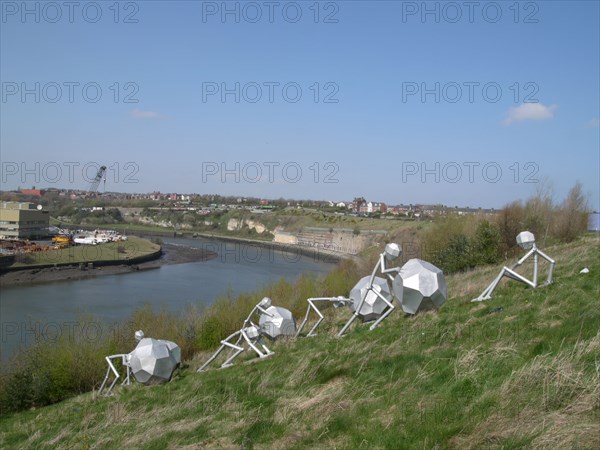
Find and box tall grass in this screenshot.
[0,236,597,449]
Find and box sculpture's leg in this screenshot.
[241,330,267,358]
[306,300,325,337]
[296,304,312,337]
[536,249,556,285]
[122,356,131,386]
[504,268,536,288]
[197,344,227,372]
[98,365,113,395]
[256,337,273,356]
[533,253,539,287]
[126,359,131,385]
[221,344,245,368]
[369,291,395,330]
[339,277,378,337]
[472,268,506,302]
[337,311,358,337]
[198,331,243,372]
[546,260,555,285]
[99,355,125,395]
[297,298,339,337]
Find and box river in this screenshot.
[0,236,337,361]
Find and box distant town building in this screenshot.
[0,202,49,239]
[20,188,45,197]
[352,197,366,212]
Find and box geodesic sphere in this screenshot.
[399,259,447,315]
[516,231,535,250]
[259,306,296,339]
[349,276,393,322]
[129,338,181,385]
[391,274,404,305]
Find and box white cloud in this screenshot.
[130,109,161,119]
[585,118,600,128]
[503,103,558,125]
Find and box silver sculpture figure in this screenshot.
[197,297,296,372]
[98,330,181,395]
[472,231,555,302]
[296,243,403,337]
[398,258,447,314]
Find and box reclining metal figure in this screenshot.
[472,231,555,302]
[296,243,402,337]
[197,297,295,372]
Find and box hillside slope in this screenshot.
[1,236,598,449]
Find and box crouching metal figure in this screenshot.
[296,243,402,337]
[472,231,555,302]
[99,330,181,395]
[197,297,295,372]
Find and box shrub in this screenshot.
[471,220,502,266]
[554,182,589,242]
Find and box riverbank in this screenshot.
[71,224,358,263]
[0,242,217,287]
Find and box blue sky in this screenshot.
[1,1,599,209]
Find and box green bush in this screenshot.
[472,220,502,265]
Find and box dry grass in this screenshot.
[1,235,598,449]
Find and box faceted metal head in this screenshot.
[259,306,296,339]
[516,231,535,250]
[259,297,272,309]
[398,259,447,315]
[129,338,181,385]
[244,325,260,340]
[134,330,145,342]
[349,276,393,322]
[384,243,402,261]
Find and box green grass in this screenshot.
[0,236,598,449]
[8,237,160,268]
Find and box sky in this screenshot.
[1,0,599,209]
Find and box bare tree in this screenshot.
[554,182,589,242]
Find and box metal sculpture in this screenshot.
[99,330,181,395]
[472,231,555,302]
[296,243,403,337]
[398,258,447,314]
[197,297,296,372]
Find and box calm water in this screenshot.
[0,237,336,360]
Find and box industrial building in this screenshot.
[0,202,49,239]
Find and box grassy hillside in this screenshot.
[0,236,598,449]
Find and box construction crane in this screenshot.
[88,166,107,195]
